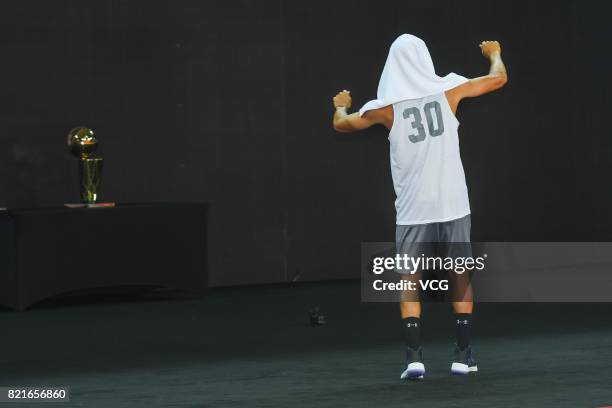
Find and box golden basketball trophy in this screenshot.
[66,127,113,208]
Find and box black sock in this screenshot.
[455,313,472,350]
[401,317,421,350]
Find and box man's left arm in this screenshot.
[332,90,382,133]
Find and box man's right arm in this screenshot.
[446,40,508,113]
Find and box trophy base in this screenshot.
[64,202,116,209]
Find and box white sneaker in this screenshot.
[400,347,425,380]
[450,344,478,375]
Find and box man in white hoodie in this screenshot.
[332,35,507,379]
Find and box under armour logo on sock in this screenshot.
[406,323,418,328]
[456,319,469,325]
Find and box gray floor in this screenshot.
[1,282,611,407]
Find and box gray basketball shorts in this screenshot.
[395,214,472,275]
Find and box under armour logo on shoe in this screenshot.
[456,319,468,325]
[406,323,418,328]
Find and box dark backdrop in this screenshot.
[1,0,610,286]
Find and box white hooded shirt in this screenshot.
[361,34,471,225]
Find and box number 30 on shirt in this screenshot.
[402,101,445,143]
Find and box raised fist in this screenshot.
[333,90,352,109]
[479,41,501,58]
